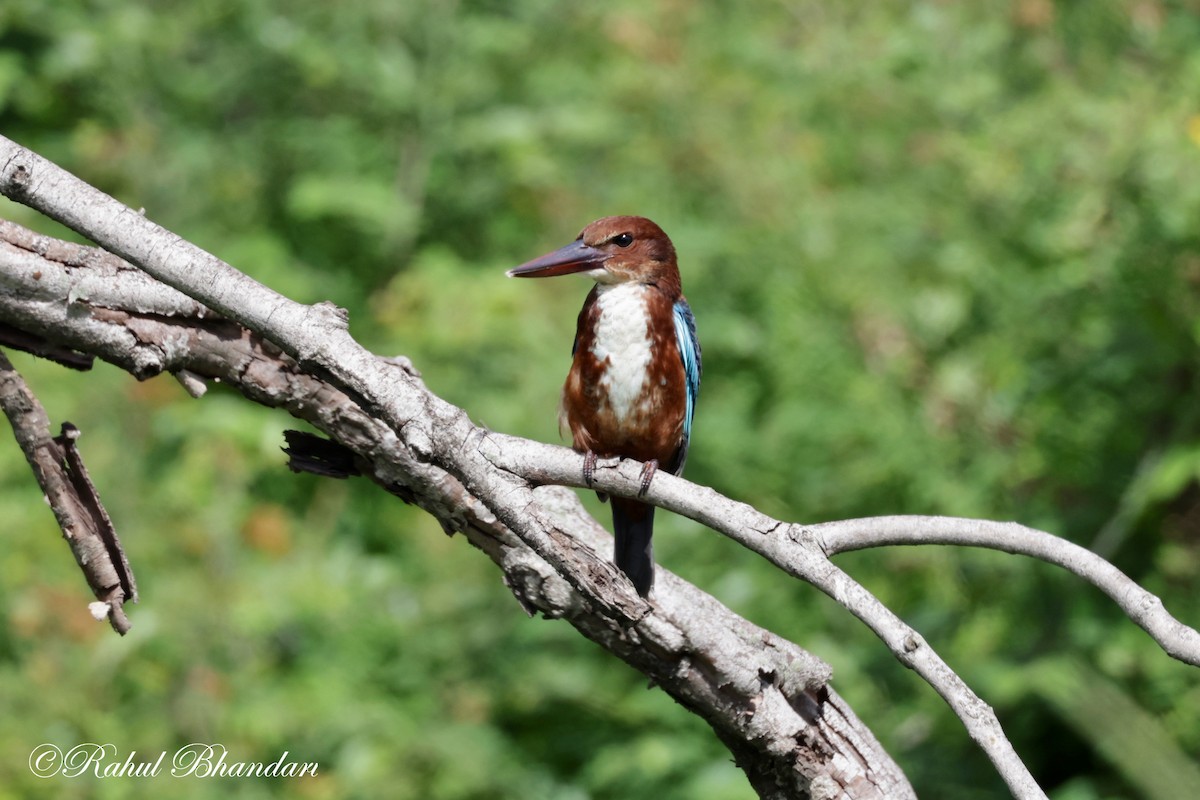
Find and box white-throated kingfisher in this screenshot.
[507,216,701,597]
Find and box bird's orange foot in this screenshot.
[638,459,658,498]
[583,450,598,488]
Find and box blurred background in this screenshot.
[1,1,1199,798]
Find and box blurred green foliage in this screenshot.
[1,0,1199,797]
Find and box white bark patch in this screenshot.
[590,283,652,423]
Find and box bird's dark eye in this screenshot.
[613,232,634,247]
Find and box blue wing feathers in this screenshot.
[672,299,702,474]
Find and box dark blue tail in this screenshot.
[611,499,655,597]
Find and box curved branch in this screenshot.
[812,515,1200,667]
[483,438,1049,799]
[487,437,1200,667]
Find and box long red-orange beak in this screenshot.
[506,238,608,278]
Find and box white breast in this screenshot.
[590,283,652,423]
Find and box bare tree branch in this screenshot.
[813,516,1200,666]
[485,439,1054,798]
[0,350,135,633]
[3,135,1197,798]
[0,322,93,370]
[0,214,913,797]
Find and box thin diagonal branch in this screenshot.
[0,350,135,633]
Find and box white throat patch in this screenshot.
[590,283,652,423]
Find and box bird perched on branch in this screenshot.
[508,216,701,596]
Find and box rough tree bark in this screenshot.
[1,136,1197,799]
[0,355,135,633]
